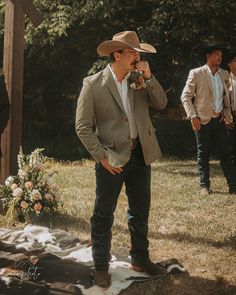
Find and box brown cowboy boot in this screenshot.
[94,270,111,288]
[131,259,166,276]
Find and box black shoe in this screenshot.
[131,259,166,276]
[93,270,111,288]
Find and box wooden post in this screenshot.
[1,0,25,182]
[0,0,43,183]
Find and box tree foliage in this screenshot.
[0,0,235,158]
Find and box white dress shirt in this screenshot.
[230,72,236,111]
[109,64,138,139]
[206,66,224,113]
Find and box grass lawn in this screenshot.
[0,158,236,294]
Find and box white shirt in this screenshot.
[108,64,138,139]
[206,66,224,113]
[230,72,236,111]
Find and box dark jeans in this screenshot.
[228,116,236,167]
[91,142,151,271]
[194,117,236,189]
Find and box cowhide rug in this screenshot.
[0,225,185,295]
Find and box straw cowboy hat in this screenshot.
[97,31,156,56]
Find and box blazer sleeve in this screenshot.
[180,70,197,119]
[0,73,10,135]
[146,76,168,110]
[75,78,106,162]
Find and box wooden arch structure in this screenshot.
[0,0,43,182]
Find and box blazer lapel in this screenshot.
[203,65,214,96]
[219,70,230,99]
[127,83,134,110]
[103,66,125,113]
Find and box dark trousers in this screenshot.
[91,142,151,271]
[228,116,236,167]
[194,117,236,189]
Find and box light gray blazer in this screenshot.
[75,65,167,167]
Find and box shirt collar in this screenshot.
[108,64,130,83]
[206,65,221,76]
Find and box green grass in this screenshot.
[1,158,236,294]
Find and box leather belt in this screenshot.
[130,138,139,150]
[212,111,221,118]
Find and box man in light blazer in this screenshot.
[181,44,236,195]
[227,50,236,166]
[76,31,167,287]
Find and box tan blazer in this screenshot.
[75,65,167,167]
[229,72,236,114]
[181,65,232,124]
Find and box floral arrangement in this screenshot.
[0,147,62,226]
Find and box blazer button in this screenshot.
[124,117,128,121]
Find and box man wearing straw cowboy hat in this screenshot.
[76,31,167,287]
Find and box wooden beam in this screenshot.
[1,0,25,182]
[10,0,43,27]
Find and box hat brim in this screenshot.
[201,43,226,55]
[97,40,156,56]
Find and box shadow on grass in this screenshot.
[153,162,225,178]
[34,212,90,234]
[139,273,236,295]
[112,223,236,250]
[148,230,236,250]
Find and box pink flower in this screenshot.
[34,203,42,212]
[44,193,53,201]
[55,193,61,201]
[25,181,33,189]
[30,189,42,201]
[20,201,29,209]
[11,183,18,191]
[36,163,44,171]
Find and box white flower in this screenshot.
[17,147,26,170]
[18,169,28,179]
[5,176,15,187]
[45,175,59,190]
[29,148,44,168]
[12,187,23,197]
[30,189,42,201]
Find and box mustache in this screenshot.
[131,60,138,66]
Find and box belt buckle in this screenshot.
[130,138,137,150]
[212,111,220,118]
